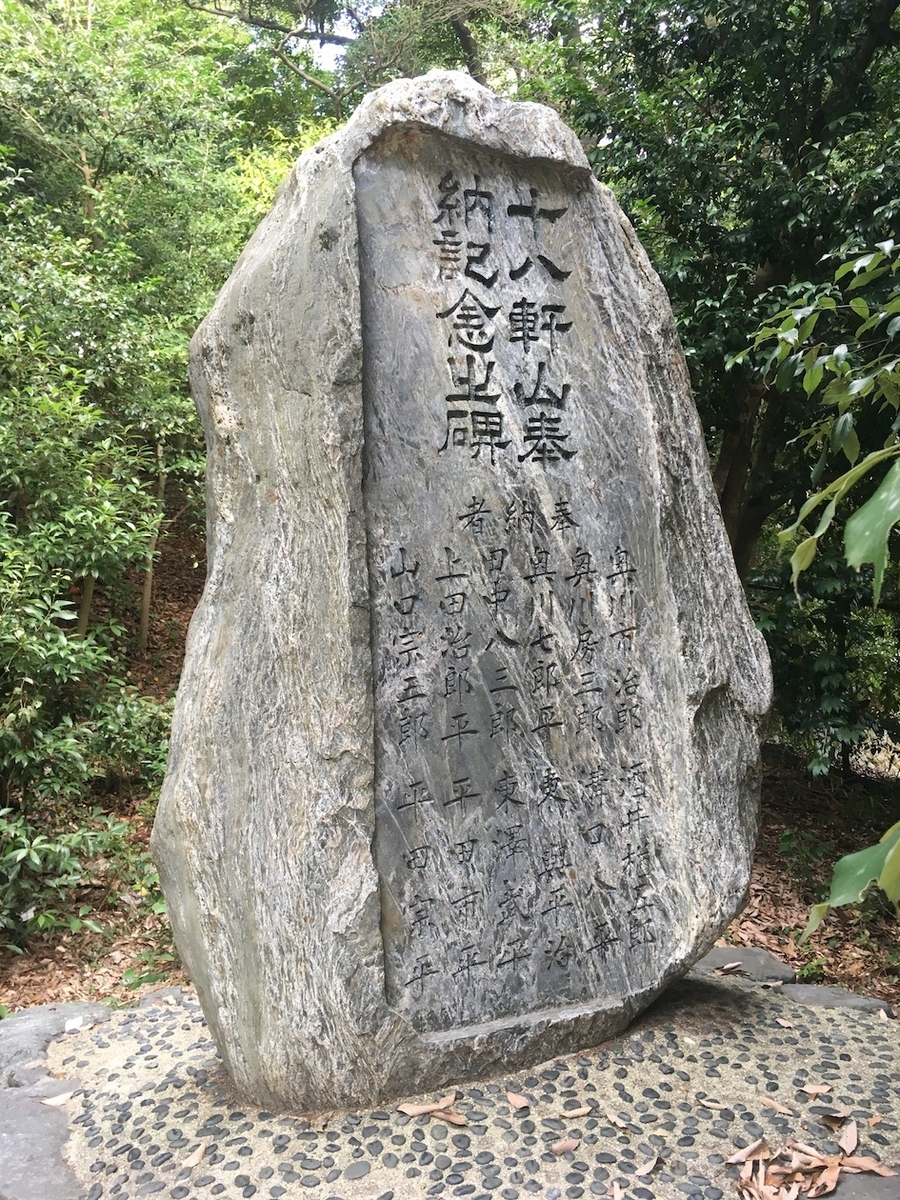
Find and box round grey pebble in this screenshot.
[344,1161,371,1179]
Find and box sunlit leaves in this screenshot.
[801,819,900,941]
[844,459,900,604]
[777,442,898,586]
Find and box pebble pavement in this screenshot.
[0,950,897,1200]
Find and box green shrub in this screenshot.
[0,805,126,949]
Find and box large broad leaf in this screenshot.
[801,820,900,941]
[844,458,900,603]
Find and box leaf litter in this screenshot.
[397,1090,468,1126]
[729,1131,897,1198]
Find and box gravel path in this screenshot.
[1,953,897,1200]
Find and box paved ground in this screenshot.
[0,950,897,1200]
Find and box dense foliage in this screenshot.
[0,0,328,945]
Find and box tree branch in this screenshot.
[813,0,900,139]
[184,1,353,45]
[274,50,345,119]
[451,17,486,85]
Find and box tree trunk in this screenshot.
[452,18,487,86]
[79,147,101,250]
[139,445,167,655]
[712,377,766,573]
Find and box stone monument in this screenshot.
[152,71,772,1112]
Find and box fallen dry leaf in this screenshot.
[63,1016,84,1032]
[727,1137,771,1165]
[635,1154,658,1176]
[440,1109,469,1126]
[800,1083,832,1097]
[775,1017,794,1028]
[841,1156,898,1176]
[605,1111,631,1131]
[562,1105,592,1118]
[607,1183,625,1200]
[867,1115,883,1127]
[397,1091,457,1116]
[877,1007,889,1022]
[786,1138,831,1160]
[808,1162,841,1196]
[837,1120,858,1155]
[759,1095,797,1116]
[551,1137,580,1155]
[40,1090,76,1107]
[182,1144,206,1169]
[715,961,746,974]
[309,1110,334,1132]
[506,1091,530,1111]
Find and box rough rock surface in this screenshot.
[0,1001,109,1086]
[152,70,772,1112]
[781,984,894,1016]
[693,947,796,983]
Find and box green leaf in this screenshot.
[790,535,818,589]
[801,902,831,941]
[830,411,853,454]
[800,821,900,941]
[880,838,900,904]
[842,427,860,465]
[848,266,888,291]
[844,457,900,603]
[802,363,824,396]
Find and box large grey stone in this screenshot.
[0,1088,85,1200]
[781,984,894,1016]
[152,70,772,1112]
[693,946,796,982]
[0,1002,109,1086]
